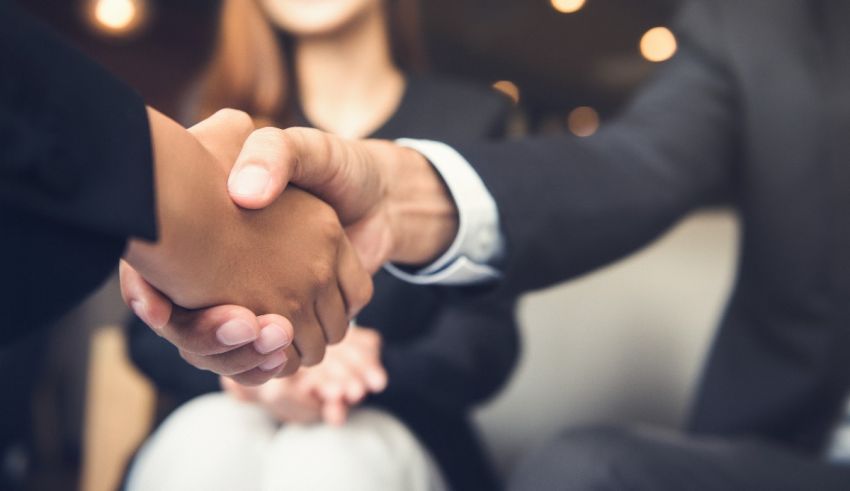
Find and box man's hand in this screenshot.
[227,127,459,271]
[120,261,297,384]
[220,326,387,426]
[121,110,373,385]
[122,121,450,383]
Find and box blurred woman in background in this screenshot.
[124,0,517,489]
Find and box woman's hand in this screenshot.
[221,326,387,425]
[299,326,387,425]
[221,374,323,424]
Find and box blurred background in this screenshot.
[5,0,739,490]
[21,0,681,134]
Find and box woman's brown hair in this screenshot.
[195,0,428,126]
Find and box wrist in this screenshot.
[378,143,459,266]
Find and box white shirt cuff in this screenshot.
[385,139,504,285]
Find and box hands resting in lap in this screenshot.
[221,325,387,426]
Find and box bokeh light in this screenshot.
[492,80,521,105]
[567,106,600,137]
[551,0,586,14]
[640,26,677,62]
[89,0,147,35]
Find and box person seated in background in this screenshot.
[124,1,518,490]
[124,0,850,489]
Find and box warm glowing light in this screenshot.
[492,80,520,105]
[551,0,586,14]
[640,26,677,62]
[90,0,146,35]
[568,106,600,137]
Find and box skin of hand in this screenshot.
[226,127,460,271]
[124,125,446,379]
[222,371,323,424]
[121,109,373,385]
[221,326,387,426]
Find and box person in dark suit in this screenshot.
[125,2,517,490]
[125,0,850,488]
[1,0,370,383]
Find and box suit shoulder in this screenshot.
[672,0,737,64]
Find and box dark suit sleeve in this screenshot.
[127,314,220,401]
[370,294,519,414]
[366,87,519,414]
[455,0,738,295]
[0,1,156,335]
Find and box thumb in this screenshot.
[228,127,385,226]
[227,127,299,209]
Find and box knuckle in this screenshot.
[279,296,305,320]
[316,207,343,240]
[217,108,253,129]
[312,261,335,288]
[253,126,287,148]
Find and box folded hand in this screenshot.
[221,326,387,425]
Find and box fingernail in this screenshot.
[259,351,288,371]
[216,320,257,346]
[254,324,291,354]
[229,165,270,197]
[130,300,150,326]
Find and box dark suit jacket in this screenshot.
[457,0,850,455]
[128,75,519,491]
[0,0,155,342]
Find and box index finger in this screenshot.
[160,305,262,357]
[119,260,172,331]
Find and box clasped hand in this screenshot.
[121,109,376,385]
[123,107,453,385]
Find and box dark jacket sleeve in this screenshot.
[367,91,520,415]
[127,314,220,400]
[455,0,738,296]
[0,1,156,336]
[370,293,519,414]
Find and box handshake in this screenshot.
[121,108,458,385]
